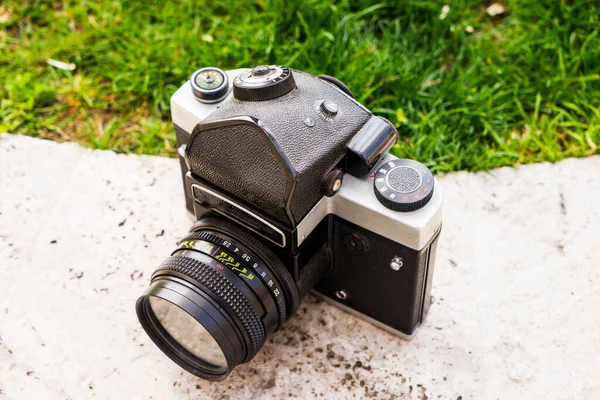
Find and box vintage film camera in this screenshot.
[136,65,442,380]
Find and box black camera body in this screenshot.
[137,65,442,380]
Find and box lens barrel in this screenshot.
[136,217,299,380]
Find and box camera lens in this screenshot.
[136,217,300,381]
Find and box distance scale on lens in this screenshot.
[190,67,230,103]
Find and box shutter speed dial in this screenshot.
[374,159,434,212]
[233,65,296,101]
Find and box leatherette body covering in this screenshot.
[186,70,372,226]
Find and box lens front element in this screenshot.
[136,218,299,381]
[148,296,227,368]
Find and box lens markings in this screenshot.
[175,236,285,324]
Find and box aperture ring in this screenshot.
[153,255,266,362]
[181,230,288,326]
[189,217,301,321]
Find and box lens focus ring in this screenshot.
[153,255,266,362]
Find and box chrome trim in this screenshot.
[171,68,250,133]
[313,291,417,340]
[177,144,191,171]
[296,194,330,244]
[296,154,443,251]
[191,183,287,248]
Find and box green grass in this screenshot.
[1,0,599,172]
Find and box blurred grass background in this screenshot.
[1,0,599,172]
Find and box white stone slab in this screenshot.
[0,134,598,399]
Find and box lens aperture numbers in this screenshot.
[174,233,286,333]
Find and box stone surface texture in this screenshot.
[1,134,599,399]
